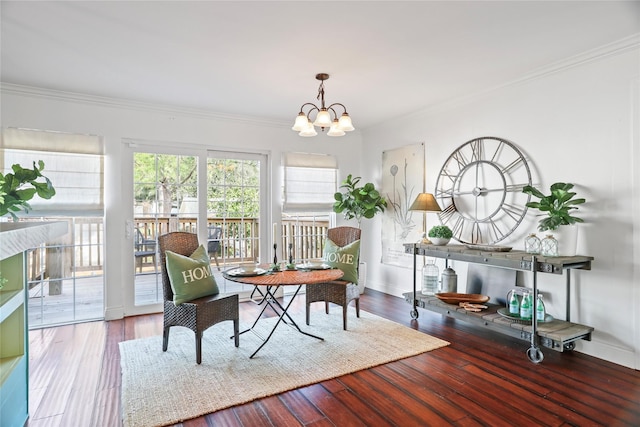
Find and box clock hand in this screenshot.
[452,187,509,196]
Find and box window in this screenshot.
[281,152,336,265]
[283,152,337,212]
[1,128,105,328]
[1,128,103,214]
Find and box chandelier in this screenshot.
[291,73,355,137]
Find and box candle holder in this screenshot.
[273,243,278,265]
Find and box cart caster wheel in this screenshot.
[563,342,575,351]
[527,347,544,364]
[410,309,419,319]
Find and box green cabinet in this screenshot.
[0,222,67,427]
[0,253,28,427]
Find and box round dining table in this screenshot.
[223,267,344,358]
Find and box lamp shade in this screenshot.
[299,120,318,137]
[313,109,332,128]
[327,119,345,137]
[292,112,308,131]
[409,193,442,212]
[338,113,355,131]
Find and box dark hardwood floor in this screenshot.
[27,290,640,426]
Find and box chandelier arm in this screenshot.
[299,102,320,116]
[327,106,340,121]
[327,103,349,115]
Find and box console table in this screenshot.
[403,243,594,363]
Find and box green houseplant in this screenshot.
[333,174,387,227]
[428,225,453,245]
[0,161,56,221]
[522,182,585,231]
[0,161,56,289]
[428,225,453,239]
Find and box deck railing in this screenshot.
[25,217,331,281]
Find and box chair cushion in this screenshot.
[165,245,219,304]
[323,238,360,284]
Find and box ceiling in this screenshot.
[2,1,639,129]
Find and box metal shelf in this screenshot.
[404,243,595,363]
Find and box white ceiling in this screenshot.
[2,1,639,129]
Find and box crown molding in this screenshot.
[3,34,638,132]
[401,33,640,122]
[0,82,290,129]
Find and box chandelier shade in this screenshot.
[292,73,354,137]
[292,113,308,132]
[327,119,345,137]
[298,120,317,137]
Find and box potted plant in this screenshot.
[0,161,55,289]
[522,182,585,231]
[522,182,585,256]
[333,174,387,227]
[428,225,453,246]
[0,161,56,221]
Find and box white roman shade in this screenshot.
[283,152,337,212]
[1,128,104,215]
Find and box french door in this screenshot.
[125,142,268,315]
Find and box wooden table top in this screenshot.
[223,268,343,286]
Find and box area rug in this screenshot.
[119,309,449,427]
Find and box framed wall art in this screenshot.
[381,143,424,268]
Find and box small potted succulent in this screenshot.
[428,225,453,246]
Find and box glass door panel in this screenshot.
[207,155,263,295]
[133,152,198,306]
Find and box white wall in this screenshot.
[0,86,363,320]
[2,38,638,368]
[360,41,640,369]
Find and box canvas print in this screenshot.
[381,143,424,267]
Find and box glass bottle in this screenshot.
[524,233,541,254]
[536,293,546,321]
[520,291,532,320]
[421,259,439,295]
[508,290,520,315]
[541,234,558,257]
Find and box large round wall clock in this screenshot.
[434,137,532,245]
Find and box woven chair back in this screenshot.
[327,226,361,247]
[158,232,200,302]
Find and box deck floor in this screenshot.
[27,266,252,328]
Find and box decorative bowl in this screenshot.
[435,293,490,305]
[430,238,450,246]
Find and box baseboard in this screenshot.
[104,305,124,321]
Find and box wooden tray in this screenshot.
[465,244,512,252]
[435,293,490,305]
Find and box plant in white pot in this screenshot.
[522,182,585,256]
[332,174,387,294]
[428,225,453,246]
[332,174,387,227]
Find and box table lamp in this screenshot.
[408,193,442,244]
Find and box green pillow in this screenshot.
[165,245,219,305]
[323,238,360,284]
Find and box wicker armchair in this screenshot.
[305,226,361,330]
[158,232,239,364]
